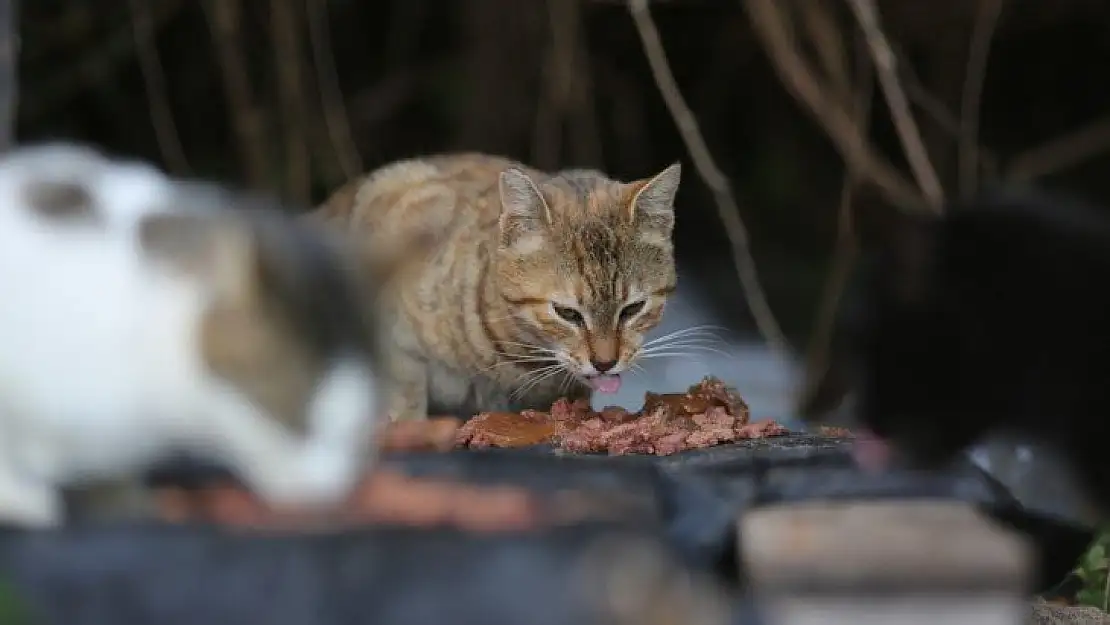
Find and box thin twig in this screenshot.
[304,0,362,181]
[0,0,17,154]
[798,27,872,418]
[844,0,944,210]
[531,0,575,168]
[743,0,927,213]
[127,0,190,175]
[628,0,791,357]
[958,0,1005,196]
[884,41,1002,177]
[1007,114,1110,183]
[796,0,850,101]
[561,0,604,166]
[567,32,604,167]
[270,0,312,204]
[201,0,269,189]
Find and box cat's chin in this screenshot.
[584,374,622,394]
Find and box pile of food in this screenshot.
[141,378,810,529]
[456,376,788,456]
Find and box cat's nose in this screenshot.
[592,359,617,373]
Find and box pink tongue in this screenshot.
[588,374,622,394]
[851,428,893,473]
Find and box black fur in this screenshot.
[839,187,1110,514]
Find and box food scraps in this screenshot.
[457,376,788,456]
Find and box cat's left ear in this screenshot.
[498,167,552,250]
[627,162,681,231]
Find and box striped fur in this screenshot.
[311,153,681,420]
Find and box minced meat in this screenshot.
[457,376,788,456]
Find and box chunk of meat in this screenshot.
[456,410,556,448]
[460,376,787,456]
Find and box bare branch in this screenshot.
[566,30,604,167]
[958,0,1005,196]
[127,0,191,175]
[882,41,1001,178]
[1007,115,1110,183]
[743,0,927,213]
[305,0,363,181]
[796,0,850,99]
[797,28,872,418]
[201,0,269,189]
[270,0,312,204]
[628,0,791,357]
[0,0,17,154]
[844,0,944,210]
[532,0,573,169]
[533,0,603,169]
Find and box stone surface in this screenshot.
[739,500,1034,594]
[1031,599,1110,625]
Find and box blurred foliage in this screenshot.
[0,580,34,625]
[1077,531,1110,610]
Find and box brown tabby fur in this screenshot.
[311,153,681,421]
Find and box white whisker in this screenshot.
[641,338,724,351]
[639,345,733,360]
[512,364,567,400]
[480,353,558,372]
[640,340,726,355]
[508,362,562,386]
[642,324,729,348]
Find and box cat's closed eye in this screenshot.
[553,304,585,326]
[619,300,645,323]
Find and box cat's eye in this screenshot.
[619,300,646,323]
[553,304,585,326]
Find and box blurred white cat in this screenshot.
[0,143,416,527]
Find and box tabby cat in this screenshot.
[312,153,682,420]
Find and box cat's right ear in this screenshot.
[138,211,255,300]
[498,167,551,250]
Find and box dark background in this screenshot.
[10,0,1110,370]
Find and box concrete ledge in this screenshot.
[740,500,1033,595]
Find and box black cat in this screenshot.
[808,187,1110,516]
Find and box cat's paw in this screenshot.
[248,446,362,508]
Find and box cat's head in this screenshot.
[137,188,430,461]
[493,164,681,394]
[0,142,174,229]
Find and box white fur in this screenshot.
[0,144,383,526]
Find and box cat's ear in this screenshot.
[498,167,551,250]
[138,211,255,300]
[627,162,681,232]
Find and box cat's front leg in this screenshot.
[386,350,429,421]
[213,416,363,508]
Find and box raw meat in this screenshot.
[457,376,788,456]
